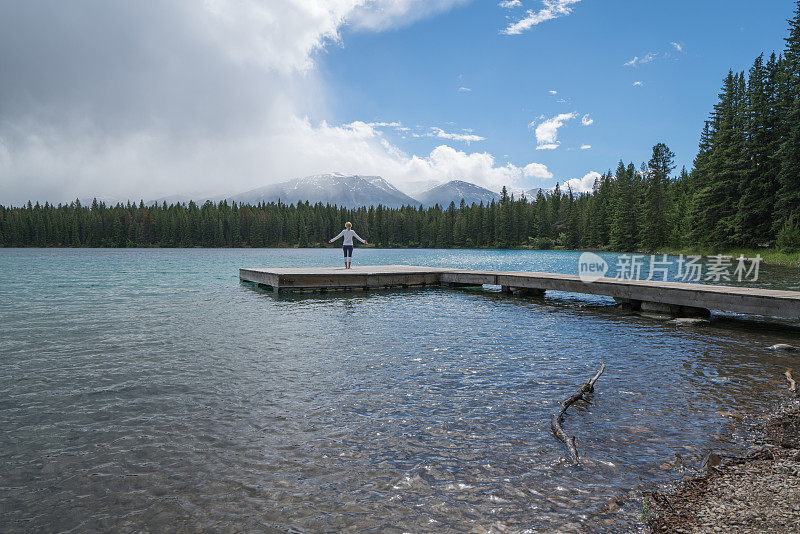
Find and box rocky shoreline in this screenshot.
[646,397,800,533]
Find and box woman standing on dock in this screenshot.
[329,222,367,269]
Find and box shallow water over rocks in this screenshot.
[1,248,798,532]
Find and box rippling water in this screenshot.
[1,248,799,532]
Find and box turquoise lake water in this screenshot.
[1,248,799,532]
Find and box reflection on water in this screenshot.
[1,248,798,532]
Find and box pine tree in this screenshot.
[562,187,581,248]
[594,172,613,247]
[609,161,637,250]
[639,143,676,250]
[737,54,780,245]
[689,71,748,247]
[775,2,800,234]
[670,167,692,246]
[783,0,800,88]
[775,96,800,231]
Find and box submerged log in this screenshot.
[551,363,605,465]
[786,369,797,395]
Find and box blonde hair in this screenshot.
[345,221,352,229]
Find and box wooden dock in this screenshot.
[239,265,800,322]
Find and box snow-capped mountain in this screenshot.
[226,173,419,208]
[400,179,446,197]
[144,175,532,208]
[525,188,544,199]
[416,180,500,207]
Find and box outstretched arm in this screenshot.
[329,230,345,243]
[353,231,367,244]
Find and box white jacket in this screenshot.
[330,229,365,246]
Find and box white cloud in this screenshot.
[580,144,591,150]
[562,171,601,193]
[523,162,553,180]
[626,43,688,67]
[530,111,577,150]
[458,86,472,93]
[367,121,403,128]
[641,52,657,63]
[200,0,376,74]
[349,0,470,32]
[426,127,486,143]
[623,52,658,67]
[199,0,337,73]
[199,1,471,73]
[502,0,582,35]
[392,144,552,192]
[633,81,643,87]
[498,0,522,8]
[581,114,593,126]
[367,122,415,136]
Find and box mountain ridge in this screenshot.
[143,175,542,208]
[223,173,417,208]
[416,180,500,207]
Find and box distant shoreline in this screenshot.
[1,245,798,267]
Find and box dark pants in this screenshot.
[343,245,353,258]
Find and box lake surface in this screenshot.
[1,248,799,532]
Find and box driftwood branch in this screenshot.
[786,369,797,394]
[551,363,605,465]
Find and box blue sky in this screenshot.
[322,0,792,190]
[0,0,795,203]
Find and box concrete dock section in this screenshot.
[239,265,800,322]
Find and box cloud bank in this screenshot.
[1,0,560,204]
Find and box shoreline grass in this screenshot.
[652,247,800,268]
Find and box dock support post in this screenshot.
[513,287,545,297]
[677,305,711,318]
[617,298,710,318]
[614,297,641,311]
[503,286,545,297]
[638,301,710,318]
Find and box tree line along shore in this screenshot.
[1,192,798,266]
[3,3,800,266]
